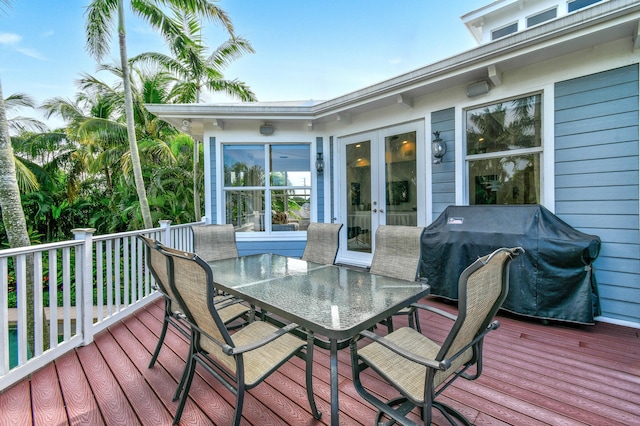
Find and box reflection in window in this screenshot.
[469,155,540,205]
[223,144,312,233]
[466,94,542,205]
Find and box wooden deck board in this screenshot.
[30,363,67,426]
[1,296,639,426]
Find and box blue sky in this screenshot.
[0,0,489,129]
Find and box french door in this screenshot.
[337,123,423,265]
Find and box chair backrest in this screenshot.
[435,247,523,384]
[161,247,235,361]
[301,222,343,264]
[369,225,425,281]
[139,235,187,312]
[192,224,239,262]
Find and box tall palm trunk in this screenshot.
[118,1,152,229]
[0,80,49,352]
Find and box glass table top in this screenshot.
[209,253,430,338]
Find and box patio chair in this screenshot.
[138,236,250,371]
[351,246,524,426]
[369,225,425,332]
[191,223,239,262]
[139,235,193,370]
[161,247,322,426]
[301,222,344,264]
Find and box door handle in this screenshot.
[372,209,377,213]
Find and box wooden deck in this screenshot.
[1,297,639,426]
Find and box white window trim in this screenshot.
[215,140,317,242]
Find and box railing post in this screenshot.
[159,220,172,246]
[73,228,96,346]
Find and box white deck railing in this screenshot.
[0,219,198,391]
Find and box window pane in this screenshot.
[469,154,540,205]
[225,190,265,232]
[270,145,311,186]
[271,189,311,231]
[527,8,557,27]
[223,145,265,186]
[491,22,518,40]
[568,0,602,13]
[466,94,542,155]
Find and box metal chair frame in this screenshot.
[161,247,321,426]
[351,247,524,425]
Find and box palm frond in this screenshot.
[85,0,119,61]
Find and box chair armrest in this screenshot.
[356,329,448,370]
[411,303,457,321]
[441,320,501,365]
[223,322,300,355]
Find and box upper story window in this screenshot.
[465,94,542,205]
[491,22,518,40]
[222,144,311,233]
[568,0,603,13]
[527,8,557,27]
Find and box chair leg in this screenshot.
[149,313,170,368]
[173,338,195,401]
[173,352,197,425]
[386,316,395,333]
[305,334,322,419]
[232,383,246,426]
[408,309,422,333]
[432,401,472,426]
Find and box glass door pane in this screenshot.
[346,140,372,253]
[383,132,417,227]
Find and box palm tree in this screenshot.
[131,8,255,220]
[132,7,256,104]
[85,0,235,229]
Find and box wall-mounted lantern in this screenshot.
[432,131,447,164]
[316,152,324,174]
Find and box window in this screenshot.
[568,0,603,13]
[223,144,311,233]
[527,8,557,27]
[465,94,542,205]
[491,22,518,40]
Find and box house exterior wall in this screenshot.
[153,1,640,327]
[554,64,639,324]
[431,108,456,221]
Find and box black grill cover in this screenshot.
[420,205,601,324]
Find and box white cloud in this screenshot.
[16,47,46,60]
[41,30,54,38]
[0,32,22,45]
[0,32,45,60]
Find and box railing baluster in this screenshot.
[62,248,71,341]
[33,252,44,357]
[0,257,9,375]
[115,239,121,311]
[48,249,58,349]
[106,239,113,316]
[96,241,103,322]
[15,254,27,365]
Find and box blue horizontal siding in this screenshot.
[431,108,455,222]
[237,240,306,258]
[556,170,639,188]
[554,64,640,325]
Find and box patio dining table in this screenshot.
[208,253,430,426]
